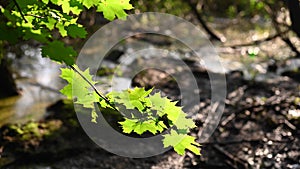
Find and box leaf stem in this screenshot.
[26,13,45,19]
[69,65,120,112]
[13,0,28,23]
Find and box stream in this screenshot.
[0,18,299,127]
[0,17,300,169]
[0,45,63,126]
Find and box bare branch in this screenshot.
[185,0,225,42]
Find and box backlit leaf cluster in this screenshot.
[0,0,133,65]
[60,66,201,155]
[60,66,101,123]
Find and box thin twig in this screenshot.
[281,37,300,56]
[13,0,28,23]
[213,145,248,169]
[221,113,236,127]
[69,65,119,112]
[186,0,224,42]
[26,13,45,19]
[262,0,300,55]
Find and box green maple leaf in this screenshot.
[97,0,133,20]
[173,112,196,130]
[66,24,87,38]
[57,0,71,14]
[109,90,135,109]
[56,22,68,37]
[163,130,201,155]
[128,87,153,100]
[119,118,166,135]
[110,87,152,112]
[69,1,84,15]
[60,66,100,122]
[133,120,163,134]
[60,66,97,98]
[60,66,90,99]
[41,41,76,65]
[91,109,98,123]
[82,0,100,9]
[50,0,59,5]
[149,92,167,111]
[119,118,138,133]
[43,17,57,30]
[163,100,182,122]
[149,92,183,122]
[70,6,83,15]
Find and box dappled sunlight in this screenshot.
[1,0,300,168]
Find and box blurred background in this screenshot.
[0,0,300,168]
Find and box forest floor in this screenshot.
[1,58,300,169]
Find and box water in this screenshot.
[0,18,298,127]
[0,45,64,126]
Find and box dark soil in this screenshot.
[0,62,300,169]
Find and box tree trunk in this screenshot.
[287,0,300,38]
[0,59,19,98]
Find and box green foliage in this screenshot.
[7,120,62,142]
[66,24,87,38]
[82,0,100,9]
[0,0,133,65]
[60,66,201,155]
[163,129,200,155]
[109,87,152,111]
[1,0,201,156]
[97,0,133,20]
[119,118,166,135]
[60,66,102,123]
[41,41,77,65]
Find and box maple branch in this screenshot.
[69,65,120,112]
[13,0,28,23]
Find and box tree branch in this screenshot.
[69,65,120,113]
[262,1,300,56]
[287,0,300,37]
[26,13,45,19]
[186,0,225,42]
[222,29,290,48]
[13,0,28,23]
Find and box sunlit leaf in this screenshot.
[60,66,100,122]
[44,17,57,30]
[97,0,133,20]
[119,118,165,135]
[173,112,196,130]
[56,22,67,37]
[58,0,71,14]
[81,0,100,9]
[163,130,201,155]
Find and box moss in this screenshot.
[97,67,118,76]
[2,120,63,148]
